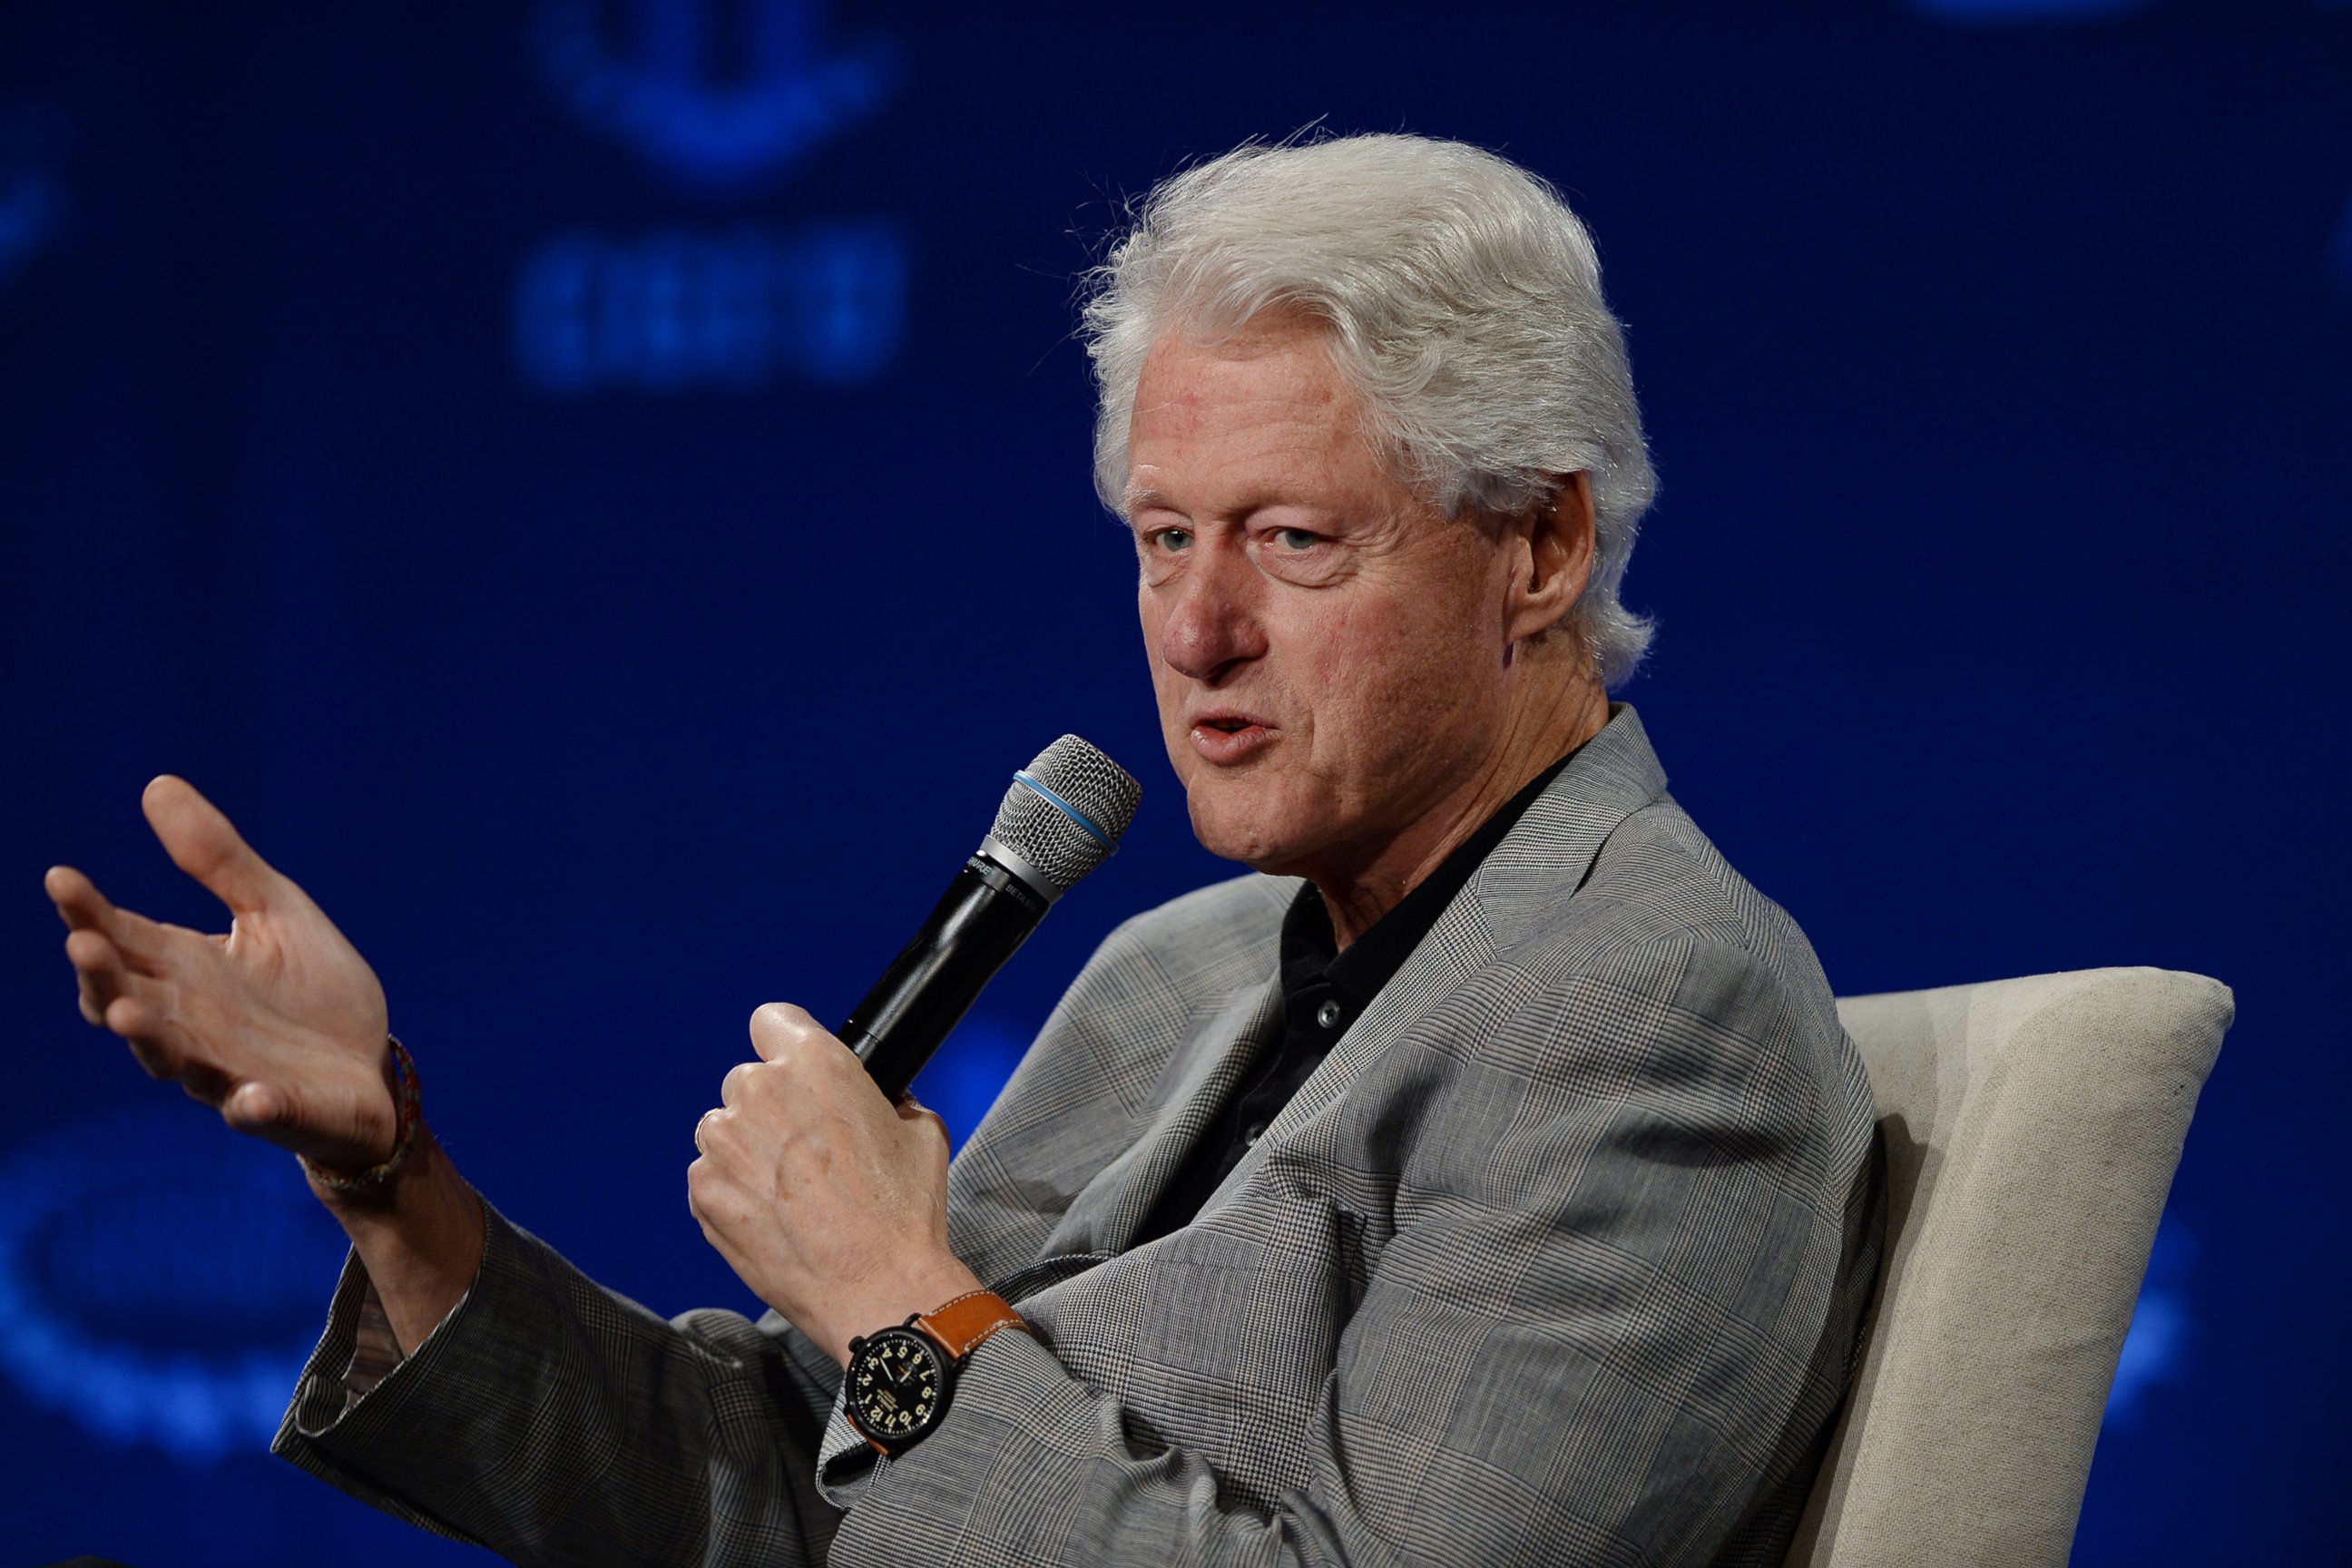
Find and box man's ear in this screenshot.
[1504,471,1596,644]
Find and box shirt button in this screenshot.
[1316,999,1344,1030]
[1243,1122,1268,1146]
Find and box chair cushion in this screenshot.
[1784,967,2232,1568]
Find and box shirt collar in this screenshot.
[1277,740,1590,1013]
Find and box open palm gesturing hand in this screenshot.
[46,776,398,1174]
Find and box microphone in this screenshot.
[840,735,1142,1101]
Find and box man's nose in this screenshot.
[1157,551,1267,685]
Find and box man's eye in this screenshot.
[1151,527,1193,553]
[1272,528,1317,551]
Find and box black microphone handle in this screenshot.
[838,853,1052,1101]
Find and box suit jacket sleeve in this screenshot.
[817,936,1882,1568]
[272,1200,846,1566]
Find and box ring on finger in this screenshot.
[695,1108,718,1154]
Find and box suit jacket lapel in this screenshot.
[1195,704,1673,1218]
[1037,969,1288,1257]
[1037,705,1671,1252]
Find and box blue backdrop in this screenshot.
[3,2,2346,1562]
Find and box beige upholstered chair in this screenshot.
[1785,967,2234,1568]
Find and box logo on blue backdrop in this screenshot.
[514,219,906,393]
[0,1105,345,1463]
[519,0,911,397]
[533,0,903,199]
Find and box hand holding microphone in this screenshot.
[687,736,1139,1362]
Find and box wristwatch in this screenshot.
[843,1289,1026,1455]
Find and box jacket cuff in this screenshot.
[815,1381,880,1505]
[269,1195,507,1544]
[281,1204,484,1441]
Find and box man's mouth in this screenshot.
[1188,710,1277,762]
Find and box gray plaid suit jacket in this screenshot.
[275,705,1883,1568]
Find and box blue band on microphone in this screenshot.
[1013,769,1112,850]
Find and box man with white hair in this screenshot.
[48,134,1881,1565]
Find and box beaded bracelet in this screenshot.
[300,1035,421,1195]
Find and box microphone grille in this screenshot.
[987,735,1142,892]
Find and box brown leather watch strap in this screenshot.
[912,1289,1026,1360]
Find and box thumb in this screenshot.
[142,776,288,916]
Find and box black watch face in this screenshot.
[848,1327,949,1449]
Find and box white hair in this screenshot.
[1081,133,1659,686]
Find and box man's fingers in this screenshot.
[87,974,248,1112]
[64,926,133,1022]
[222,1078,391,1169]
[100,992,190,1074]
[66,917,183,1004]
[54,874,136,1022]
[221,1080,293,1136]
[70,939,195,1077]
[64,924,119,972]
[748,1002,822,1064]
[50,867,184,981]
[45,864,116,932]
[142,775,286,916]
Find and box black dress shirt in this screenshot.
[1131,747,1583,1247]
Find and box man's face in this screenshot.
[1126,318,1521,887]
